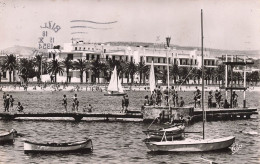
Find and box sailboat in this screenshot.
[145,9,235,152]
[104,66,126,96]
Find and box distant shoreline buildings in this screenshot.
[0,41,259,84]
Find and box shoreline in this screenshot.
[1,85,260,92]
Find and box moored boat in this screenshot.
[143,124,185,141]
[145,136,235,152]
[0,129,16,144]
[24,138,93,153]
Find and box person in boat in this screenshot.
[16,102,24,112]
[163,87,169,106]
[62,95,67,112]
[179,97,185,107]
[232,91,238,107]
[223,99,230,108]
[150,90,156,105]
[208,91,213,108]
[9,95,14,110]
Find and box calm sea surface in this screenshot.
[0,90,259,164]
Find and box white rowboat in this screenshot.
[24,138,93,153]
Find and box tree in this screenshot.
[137,61,149,84]
[216,64,225,86]
[179,67,189,84]
[47,59,63,83]
[205,67,215,85]
[170,64,179,83]
[61,57,73,83]
[91,59,102,83]
[2,54,17,82]
[124,61,137,84]
[73,59,86,83]
[18,58,37,83]
[34,55,42,83]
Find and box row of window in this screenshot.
[74,47,106,53]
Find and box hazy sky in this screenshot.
[0,0,259,50]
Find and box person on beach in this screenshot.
[163,87,169,106]
[75,99,79,111]
[16,102,24,112]
[195,89,201,108]
[208,91,213,108]
[3,92,6,110]
[124,95,129,113]
[179,97,185,107]
[223,99,230,108]
[215,90,222,108]
[156,87,162,106]
[232,91,238,107]
[87,104,93,112]
[144,95,149,106]
[175,91,179,107]
[4,94,10,112]
[9,95,14,110]
[62,95,67,112]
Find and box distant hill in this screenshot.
[1,45,47,57]
[1,43,260,60]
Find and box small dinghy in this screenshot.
[24,138,93,153]
[143,124,185,141]
[0,129,16,144]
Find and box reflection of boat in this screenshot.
[143,124,185,141]
[0,129,15,144]
[145,10,235,152]
[24,138,93,153]
[104,66,126,96]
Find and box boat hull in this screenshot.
[0,131,15,144]
[144,125,185,141]
[145,136,235,152]
[24,139,93,153]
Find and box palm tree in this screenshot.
[61,57,73,83]
[2,54,17,82]
[179,67,189,84]
[73,59,86,83]
[47,59,63,83]
[205,67,215,85]
[161,69,167,84]
[216,64,225,86]
[170,64,179,83]
[84,61,92,83]
[137,61,149,84]
[124,61,137,84]
[34,55,42,83]
[91,59,102,83]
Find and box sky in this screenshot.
[0,0,260,51]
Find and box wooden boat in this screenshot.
[145,10,235,152]
[145,136,235,152]
[0,129,15,144]
[143,124,185,141]
[24,138,93,153]
[104,66,126,96]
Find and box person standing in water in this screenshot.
[5,94,10,112]
[62,95,67,112]
[9,95,14,111]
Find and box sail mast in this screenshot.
[201,9,205,140]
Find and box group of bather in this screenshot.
[2,92,23,112]
[144,85,185,107]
